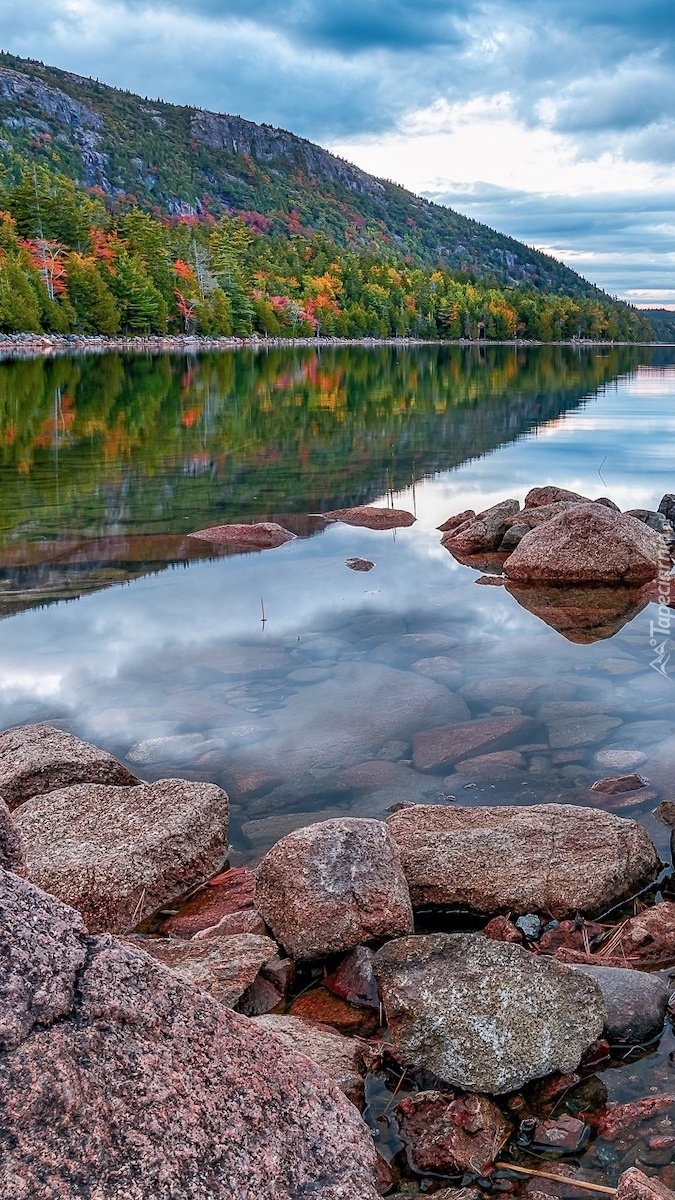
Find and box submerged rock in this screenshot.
[591,773,647,796]
[0,868,380,1200]
[396,1090,512,1174]
[0,722,139,810]
[255,817,413,959]
[188,521,296,549]
[412,715,535,772]
[504,504,664,585]
[15,778,230,934]
[322,505,415,529]
[373,933,605,1094]
[386,803,661,917]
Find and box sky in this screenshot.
[1,0,674,305]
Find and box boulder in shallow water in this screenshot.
[441,499,520,554]
[386,803,661,917]
[524,485,590,507]
[0,868,380,1200]
[503,503,665,585]
[373,932,605,1094]
[322,505,415,529]
[255,817,414,960]
[15,778,230,934]
[0,722,139,810]
[188,521,296,549]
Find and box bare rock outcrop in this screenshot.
[255,817,414,959]
[15,778,230,933]
[0,722,139,810]
[386,803,661,918]
[0,868,380,1200]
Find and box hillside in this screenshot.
[0,52,622,300]
[0,52,651,342]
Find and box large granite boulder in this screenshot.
[0,722,139,810]
[524,486,590,507]
[373,933,605,1094]
[0,869,379,1200]
[0,800,25,876]
[503,504,665,585]
[255,817,414,960]
[386,803,661,918]
[15,778,230,933]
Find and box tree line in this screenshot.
[0,163,653,342]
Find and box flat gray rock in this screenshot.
[0,868,379,1200]
[0,723,139,810]
[16,778,229,934]
[255,817,414,960]
[386,803,662,918]
[374,933,605,1094]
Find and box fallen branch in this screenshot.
[495,1162,618,1195]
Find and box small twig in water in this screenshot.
[260,597,266,628]
[495,1163,617,1195]
[598,456,608,486]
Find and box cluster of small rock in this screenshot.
[440,486,675,584]
[2,721,675,1198]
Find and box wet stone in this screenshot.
[593,749,647,772]
[531,1114,589,1154]
[160,867,256,938]
[591,773,647,796]
[546,715,623,749]
[289,987,381,1038]
[569,964,668,1045]
[412,716,536,772]
[396,1090,512,1175]
[325,946,380,1010]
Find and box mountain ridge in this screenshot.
[0,51,615,301]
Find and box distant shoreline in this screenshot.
[0,333,667,360]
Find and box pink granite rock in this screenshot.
[322,506,415,529]
[441,499,520,554]
[252,1014,367,1106]
[0,722,139,810]
[16,778,229,934]
[123,932,283,1010]
[386,803,661,917]
[160,866,255,937]
[255,817,414,960]
[504,504,664,585]
[0,869,380,1200]
[187,521,296,549]
[524,486,590,508]
[617,1168,675,1200]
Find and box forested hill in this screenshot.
[0,53,622,299]
[0,52,652,341]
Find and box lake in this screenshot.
[1,342,674,859]
[4,342,675,1185]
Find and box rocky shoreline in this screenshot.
[0,332,661,359]
[3,721,675,1198]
